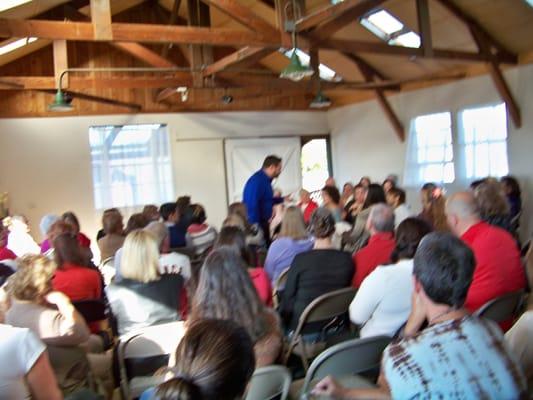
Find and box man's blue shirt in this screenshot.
[242,169,274,224]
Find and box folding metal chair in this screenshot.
[244,365,292,400]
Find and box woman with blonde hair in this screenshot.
[106,230,184,336]
[264,206,313,285]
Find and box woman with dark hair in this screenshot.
[349,218,431,337]
[279,208,354,331]
[214,226,272,305]
[501,175,522,220]
[62,211,91,249]
[321,185,342,223]
[382,178,396,194]
[343,183,387,252]
[52,233,102,303]
[186,204,217,256]
[189,247,282,367]
[140,319,255,400]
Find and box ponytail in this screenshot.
[155,376,202,400]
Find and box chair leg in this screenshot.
[299,338,309,372]
[283,336,297,365]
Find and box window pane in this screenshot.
[465,144,474,179]
[426,146,445,162]
[444,163,455,183]
[488,142,509,177]
[474,142,489,178]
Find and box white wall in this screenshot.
[0,111,328,255]
[328,63,533,242]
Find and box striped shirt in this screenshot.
[383,315,527,399]
[186,224,217,256]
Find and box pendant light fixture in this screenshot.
[48,89,73,112]
[279,0,314,82]
[309,90,332,108]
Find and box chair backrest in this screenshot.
[99,256,115,285]
[117,321,186,399]
[474,290,525,323]
[272,267,290,308]
[244,365,292,400]
[294,287,357,332]
[300,335,390,395]
[525,244,533,293]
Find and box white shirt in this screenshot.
[394,204,413,228]
[114,249,191,281]
[0,324,46,399]
[349,259,414,338]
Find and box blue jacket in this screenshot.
[243,169,281,224]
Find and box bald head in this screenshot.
[445,191,480,237]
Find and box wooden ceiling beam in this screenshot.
[53,40,68,88]
[38,88,142,110]
[0,19,281,47]
[308,0,387,42]
[199,0,280,39]
[202,46,274,76]
[90,0,113,40]
[161,0,182,58]
[416,0,432,57]
[296,0,381,33]
[435,0,516,63]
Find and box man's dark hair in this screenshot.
[388,187,406,205]
[160,202,178,221]
[413,232,475,308]
[262,155,282,169]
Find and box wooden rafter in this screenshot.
[416,0,432,57]
[202,46,274,76]
[90,0,112,40]
[162,0,182,58]
[0,76,193,89]
[0,19,281,47]
[187,0,213,87]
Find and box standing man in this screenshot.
[243,155,283,246]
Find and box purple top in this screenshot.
[40,239,51,254]
[264,237,314,284]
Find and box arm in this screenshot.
[349,271,382,325]
[312,374,391,399]
[26,351,63,400]
[45,291,90,345]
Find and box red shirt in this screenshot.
[77,232,91,248]
[248,268,272,306]
[461,222,526,314]
[0,246,17,260]
[352,232,395,287]
[53,262,102,301]
[299,201,318,224]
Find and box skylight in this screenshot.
[281,49,342,82]
[525,0,533,7]
[0,0,32,13]
[360,9,421,49]
[0,37,37,56]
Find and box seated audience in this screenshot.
[52,233,102,302]
[418,183,449,232]
[0,324,62,400]
[313,232,527,399]
[140,319,255,400]
[358,176,371,188]
[501,175,522,220]
[445,192,526,322]
[176,195,194,231]
[349,218,431,337]
[505,310,533,395]
[215,226,272,305]
[38,214,60,254]
[124,212,149,234]
[6,215,40,256]
[343,183,386,253]
[474,179,513,233]
[386,187,412,228]
[189,247,282,367]
[160,202,186,248]
[107,230,183,336]
[142,204,160,222]
[325,177,337,188]
[97,208,125,261]
[62,211,91,249]
[321,185,342,223]
[352,204,396,288]
[297,189,318,225]
[346,183,367,224]
[95,208,120,241]
[0,223,16,262]
[227,202,264,247]
[264,206,314,285]
[186,204,217,256]
[340,182,354,217]
[382,176,396,194]
[279,208,354,331]
[5,255,93,394]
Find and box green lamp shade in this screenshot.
[280,49,314,82]
[48,89,73,112]
[310,90,332,108]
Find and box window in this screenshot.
[404,112,454,186]
[0,0,32,12]
[360,9,421,48]
[89,124,174,210]
[280,49,343,81]
[0,37,37,56]
[301,138,331,193]
[460,103,509,179]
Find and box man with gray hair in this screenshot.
[445,191,525,324]
[352,204,396,287]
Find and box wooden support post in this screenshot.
[162,0,182,58]
[90,0,112,40]
[416,0,432,57]
[486,62,521,128]
[53,40,68,88]
[187,0,212,87]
